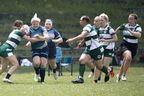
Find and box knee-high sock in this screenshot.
[91,68,94,73]
[101,66,108,75]
[5,73,11,79]
[40,68,46,82]
[79,64,85,78]
[34,67,40,75]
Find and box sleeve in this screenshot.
[109,27,115,35]
[54,29,62,39]
[119,24,127,31]
[135,26,142,33]
[16,31,25,37]
[83,26,91,33]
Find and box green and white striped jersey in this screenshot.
[84,24,101,50]
[119,23,142,44]
[98,25,115,49]
[5,29,24,49]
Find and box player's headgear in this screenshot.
[45,19,53,25]
[31,13,41,23]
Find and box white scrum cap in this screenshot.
[31,13,41,23]
[45,19,53,25]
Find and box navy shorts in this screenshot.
[32,46,48,58]
[47,40,56,59]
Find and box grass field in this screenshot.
[0,64,144,96]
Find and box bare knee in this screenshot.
[14,63,20,68]
[79,54,91,64]
[123,51,132,62]
[79,58,87,64]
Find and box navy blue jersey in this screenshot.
[47,27,62,40]
[29,26,47,49]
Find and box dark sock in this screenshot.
[98,76,101,81]
[40,68,46,82]
[6,73,11,79]
[53,68,56,73]
[94,80,98,83]
[91,68,94,73]
[98,72,101,81]
[56,62,60,71]
[101,66,108,75]
[34,67,40,75]
[79,64,85,78]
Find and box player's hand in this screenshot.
[25,41,31,47]
[76,42,83,48]
[66,38,74,43]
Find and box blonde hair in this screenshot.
[99,13,110,25]
[99,13,109,22]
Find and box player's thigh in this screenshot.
[6,55,19,66]
[79,53,91,64]
[123,50,132,60]
[40,57,48,67]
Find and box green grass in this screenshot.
[0,64,144,96]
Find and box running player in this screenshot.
[66,16,110,84]
[93,13,117,82]
[44,19,63,80]
[115,13,142,82]
[28,13,48,84]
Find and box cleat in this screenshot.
[121,75,127,81]
[104,74,110,82]
[116,74,121,82]
[109,66,115,78]
[3,78,13,84]
[41,82,45,84]
[34,74,41,82]
[72,77,84,84]
[88,72,93,78]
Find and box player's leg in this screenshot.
[121,50,132,80]
[32,55,41,82]
[72,53,91,84]
[4,55,19,83]
[87,59,95,78]
[0,57,8,75]
[117,50,132,82]
[95,59,110,82]
[40,57,47,83]
[103,56,114,78]
[48,41,58,79]
[91,47,110,83]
